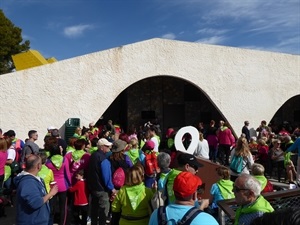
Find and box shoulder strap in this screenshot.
[158,205,167,225]
[178,207,202,225]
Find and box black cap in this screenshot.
[177,153,203,169]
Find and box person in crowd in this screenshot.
[249,137,258,155]
[38,152,54,195]
[127,125,138,141]
[68,170,89,225]
[256,120,271,139]
[89,122,100,140]
[233,174,274,225]
[165,153,203,205]
[206,120,219,163]
[14,154,58,225]
[109,139,133,188]
[217,121,235,165]
[197,122,207,137]
[242,121,250,143]
[0,138,8,188]
[126,137,142,165]
[89,137,99,154]
[209,166,234,219]
[3,137,15,190]
[66,137,78,153]
[250,207,300,225]
[230,137,254,181]
[65,139,90,185]
[111,165,154,225]
[285,159,297,184]
[149,126,160,152]
[270,139,285,182]
[251,163,273,193]
[87,138,116,225]
[149,171,218,225]
[3,130,25,162]
[38,152,55,224]
[194,132,209,159]
[45,144,71,225]
[21,130,40,166]
[73,127,82,138]
[256,138,269,171]
[156,152,172,191]
[285,134,300,185]
[51,129,68,154]
[141,140,159,188]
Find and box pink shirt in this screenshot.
[0,150,8,176]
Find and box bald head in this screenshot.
[25,154,41,172]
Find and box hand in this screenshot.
[152,181,158,190]
[49,185,58,196]
[199,199,210,210]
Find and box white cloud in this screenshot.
[196,28,229,35]
[196,36,226,45]
[161,33,176,40]
[63,24,94,38]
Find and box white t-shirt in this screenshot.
[194,139,209,159]
[151,136,159,152]
[7,148,16,161]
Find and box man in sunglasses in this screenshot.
[233,174,274,225]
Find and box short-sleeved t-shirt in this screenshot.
[149,204,218,225]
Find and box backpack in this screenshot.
[112,167,125,189]
[230,154,246,174]
[145,151,159,176]
[158,206,202,225]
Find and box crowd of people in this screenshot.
[0,118,299,225]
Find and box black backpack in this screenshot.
[158,205,202,225]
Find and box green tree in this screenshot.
[0,10,30,74]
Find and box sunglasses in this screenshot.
[232,185,249,193]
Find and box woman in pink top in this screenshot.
[46,144,71,225]
[64,139,90,185]
[0,138,8,188]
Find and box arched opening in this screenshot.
[96,76,226,137]
[269,95,300,134]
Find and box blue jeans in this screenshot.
[90,191,110,225]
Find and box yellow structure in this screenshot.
[12,50,57,71]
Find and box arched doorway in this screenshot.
[269,95,300,134]
[97,76,226,137]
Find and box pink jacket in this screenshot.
[46,156,71,192]
[64,152,91,185]
[217,127,235,146]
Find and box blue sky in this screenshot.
[1,0,299,60]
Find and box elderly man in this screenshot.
[87,138,116,225]
[233,174,274,225]
[149,171,218,225]
[14,154,58,225]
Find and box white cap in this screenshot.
[47,126,56,131]
[97,138,112,146]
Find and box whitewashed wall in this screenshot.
[0,38,299,146]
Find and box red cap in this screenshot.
[173,172,202,198]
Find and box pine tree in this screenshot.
[0,10,30,74]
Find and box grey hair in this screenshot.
[242,174,262,197]
[157,152,171,170]
[251,163,265,176]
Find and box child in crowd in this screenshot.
[209,166,234,220]
[68,170,89,225]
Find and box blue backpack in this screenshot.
[230,155,246,174]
